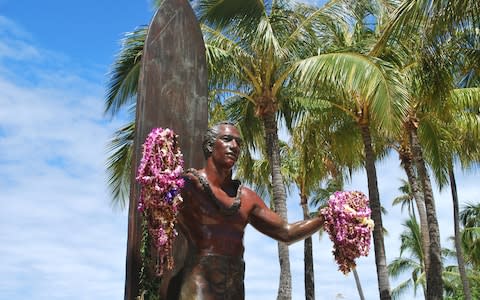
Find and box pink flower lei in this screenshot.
[136,127,185,275]
[320,191,374,274]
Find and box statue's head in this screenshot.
[202,121,238,159]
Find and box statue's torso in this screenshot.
[179,172,254,257]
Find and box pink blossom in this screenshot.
[136,127,185,275]
[320,191,373,274]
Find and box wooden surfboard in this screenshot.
[124,0,207,298]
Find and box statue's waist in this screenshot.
[193,239,245,257]
[197,249,244,259]
[188,252,245,271]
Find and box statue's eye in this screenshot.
[220,135,233,142]
[219,135,243,147]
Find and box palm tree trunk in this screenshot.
[410,128,444,299]
[301,193,315,300]
[449,166,472,300]
[353,268,366,300]
[359,125,391,300]
[399,147,430,279]
[263,113,292,300]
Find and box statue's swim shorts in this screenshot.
[179,254,245,300]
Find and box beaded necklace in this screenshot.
[185,168,242,216]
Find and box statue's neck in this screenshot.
[203,160,232,187]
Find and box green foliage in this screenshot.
[460,202,480,269]
[388,217,427,299]
[106,121,135,209]
[443,267,480,299]
[197,0,265,28]
[105,26,146,117]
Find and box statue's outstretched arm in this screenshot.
[246,188,323,244]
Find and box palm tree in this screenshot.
[286,110,365,299]
[372,2,480,296]
[395,73,480,300]
[460,202,480,269]
[291,3,411,298]
[392,179,417,219]
[197,1,374,298]
[388,217,480,299]
[294,108,369,300]
[441,88,480,300]
[388,217,427,299]
[370,1,480,297]
[394,129,431,279]
[396,32,480,300]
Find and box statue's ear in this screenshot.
[206,142,213,155]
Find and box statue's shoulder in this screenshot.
[182,168,202,190]
[238,184,264,206]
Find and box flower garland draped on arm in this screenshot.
[136,128,185,275]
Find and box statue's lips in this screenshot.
[226,152,238,160]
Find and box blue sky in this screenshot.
[0,1,478,300]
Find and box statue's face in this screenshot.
[211,124,242,168]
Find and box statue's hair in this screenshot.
[202,121,236,159]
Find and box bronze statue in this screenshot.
[161,122,324,299]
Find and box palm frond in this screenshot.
[460,202,480,227]
[282,0,352,51]
[390,278,414,300]
[371,0,432,56]
[106,120,135,209]
[105,26,147,118]
[388,257,421,278]
[196,0,265,28]
[294,52,409,134]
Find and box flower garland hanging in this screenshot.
[320,191,374,274]
[136,127,185,276]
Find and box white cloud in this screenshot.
[0,21,127,300]
[0,16,41,61]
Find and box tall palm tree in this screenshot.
[372,2,480,296]
[291,3,410,298]
[378,26,447,300]
[396,73,480,300]
[198,1,372,298]
[440,88,480,300]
